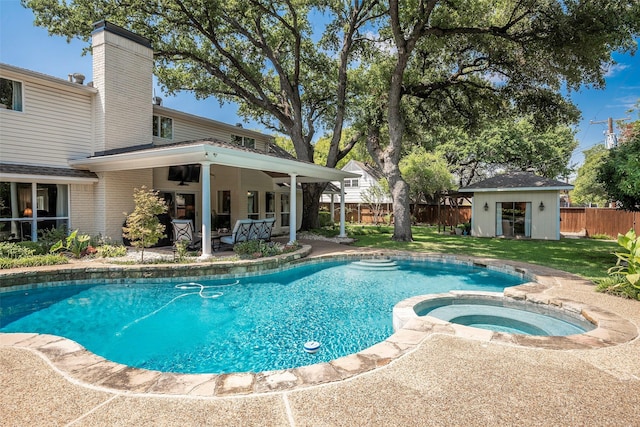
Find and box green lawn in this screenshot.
[334,225,618,281]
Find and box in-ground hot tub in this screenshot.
[413,293,595,336]
[393,291,597,337]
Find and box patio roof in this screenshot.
[69,139,359,183]
[0,163,99,184]
[458,171,573,193]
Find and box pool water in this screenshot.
[0,260,523,374]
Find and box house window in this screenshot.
[343,179,359,188]
[232,135,256,149]
[0,78,23,111]
[265,192,275,219]
[281,194,290,227]
[247,191,259,220]
[0,182,69,242]
[153,115,173,139]
[216,190,231,230]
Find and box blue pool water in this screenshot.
[0,260,524,374]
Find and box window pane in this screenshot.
[0,78,22,111]
[232,135,242,145]
[244,138,255,149]
[247,191,259,220]
[160,117,173,139]
[281,194,290,226]
[152,115,159,137]
[265,192,275,214]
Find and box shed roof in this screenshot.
[458,171,573,193]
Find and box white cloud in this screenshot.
[603,62,630,77]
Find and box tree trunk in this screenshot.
[300,183,325,230]
[383,161,413,241]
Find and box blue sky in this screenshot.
[1,0,639,168]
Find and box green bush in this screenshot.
[318,211,333,227]
[607,229,640,289]
[38,225,69,252]
[0,254,69,269]
[96,244,127,258]
[50,229,92,258]
[596,275,640,300]
[233,240,299,259]
[0,242,36,258]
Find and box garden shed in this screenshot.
[458,172,573,240]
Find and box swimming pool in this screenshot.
[0,259,524,374]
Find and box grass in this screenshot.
[320,225,618,281]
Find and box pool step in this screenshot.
[349,258,398,271]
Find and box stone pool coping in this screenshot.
[1,249,637,398]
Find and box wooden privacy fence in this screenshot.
[322,203,637,237]
[560,207,637,237]
[321,203,471,226]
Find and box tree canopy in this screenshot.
[24,0,640,237]
[571,145,610,208]
[598,130,640,211]
[354,0,639,240]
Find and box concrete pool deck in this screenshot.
[1,239,639,426]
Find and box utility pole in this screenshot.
[590,117,631,149]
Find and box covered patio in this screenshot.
[70,139,359,256]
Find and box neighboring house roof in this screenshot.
[458,171,573,193]
[70,138,359,183]
[0,163,98,183]
[346,160,383,181]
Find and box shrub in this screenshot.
[599,229,640,300]
[16,241,47,255]
[96,244,127,258]
[50,229,92,258]
[608,229,640,289]
[0,254,68,269]
[38,225,69,252]
[0,242,36,258]
[233,240,299,259]
[318,211,333,227]
[122,186,168,263]
[596,275,640,300]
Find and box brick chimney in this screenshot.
[91,21,153,152]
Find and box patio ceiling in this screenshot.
[69,140,359,183]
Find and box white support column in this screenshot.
[339,180,346,237]
[289,173,297,244]
[199,162,213,258]
[330,194,335,224]
[30,183,37,241]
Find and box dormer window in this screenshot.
[0,78,23,111]
[153,115,173,139]
[232,135,255,149]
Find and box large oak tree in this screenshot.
[24,0,381,229]
[360,0,640,240]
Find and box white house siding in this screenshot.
[92,30,153,153]
[153,109,271,152]
[70,184,97,235]
[0,69,94,167]
[472,190,560,240]
[97,169,153,241]
[321,161,390,204]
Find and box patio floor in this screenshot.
[1,239,639,426]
